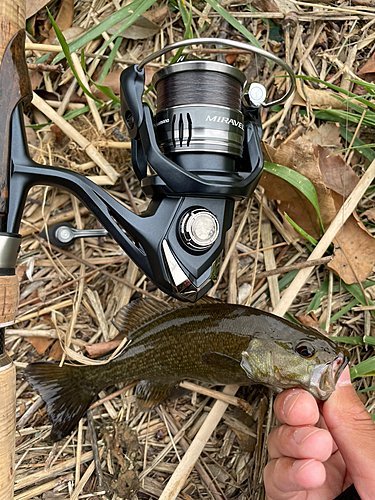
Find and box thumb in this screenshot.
[323,366,375,499]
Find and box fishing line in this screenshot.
[156,71,243,111]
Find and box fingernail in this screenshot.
[283,390,304,420]
[293,427,324,445]
[291,458,315,472]
[337,366,351,387]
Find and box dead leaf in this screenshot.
[246,0,295,13]
[92,69,121,101]
[294,78,349,110]
[295,314,320,328]
[50,26,85,45]
[143,5,170,24]
[261,137,375,283]
[362,208,375,222]
[85,340,122,358]
[107,15,159,40]
[145,67,156,86]
[29,70,43,91]
[226,54,238,65]
[54,0,74,33]
[49,340,64,360]
[26,0,51,19]
[357,53,375,83]
[302,123,342,149]
[316,145,359,197]
[16,265,27,282]
[26,336,54,354]
[328,196,375,283]
[261,138,336,238]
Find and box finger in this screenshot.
[323,366,375,499]
[268,424,333,461]
[274,388,319,426]
[264,457,326,499]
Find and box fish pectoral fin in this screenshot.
[135,380,178,410]
[201,352,241,375]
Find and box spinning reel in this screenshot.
[6,38,295,302]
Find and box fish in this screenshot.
[24,297,348,441]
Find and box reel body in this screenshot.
[119,55,264,300]
[7,38,295,302]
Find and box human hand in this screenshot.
[264,366,375,500]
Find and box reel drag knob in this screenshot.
[180,209,219,251]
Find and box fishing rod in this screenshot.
[0,2,295,495]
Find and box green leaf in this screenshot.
[340,125,375,162]
[63,105,90,120]
[264,162,324,234]
[170,0,193,64]
[41,0,157,65]
[359,385,375,393]
[343,282,375,318]
[46,8,102,104]
[278,270,299,291]
[328,298,359,325]
[80,50,121,104]
[307,277,329,312]
[284,312,302,324]
[297,75,375,111]
[350,356,375,379]
[204,0,262,49]
[284,213,319,246]
[363,335,375,346]
[99,37,123,84]
[331,336,364,345]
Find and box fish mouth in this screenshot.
[309,352,348,400]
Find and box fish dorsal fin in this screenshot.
[112,296,223,335]
[112,298,178,335]
[135,380,177,410]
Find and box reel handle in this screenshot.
[138,37,296,108]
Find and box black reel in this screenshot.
[7,38,295,302]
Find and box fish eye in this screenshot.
[296,343,316,359]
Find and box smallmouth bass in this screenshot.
[24,298,347,441]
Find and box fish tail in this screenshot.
[24,361,97,441]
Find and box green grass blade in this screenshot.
[350,356,375,379]
[298,75,375,111]
[328,298,359,325]
[347,78,375,95]
[99,37,123,84]
[278,270,299,291]
[80,51,120,103]
[331,336,364,345]
[340,126,375,162]
[284,213,319,246]
[264,161,324,234]
[90,0,159,62]
[343,281,375,304]
[363,335,375,346]
[170,0,193,64]
[204,0,262,49]
[359,384,375,393]
[46,8,102,104]
[306,277,329,312]
[40,0,157,65]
